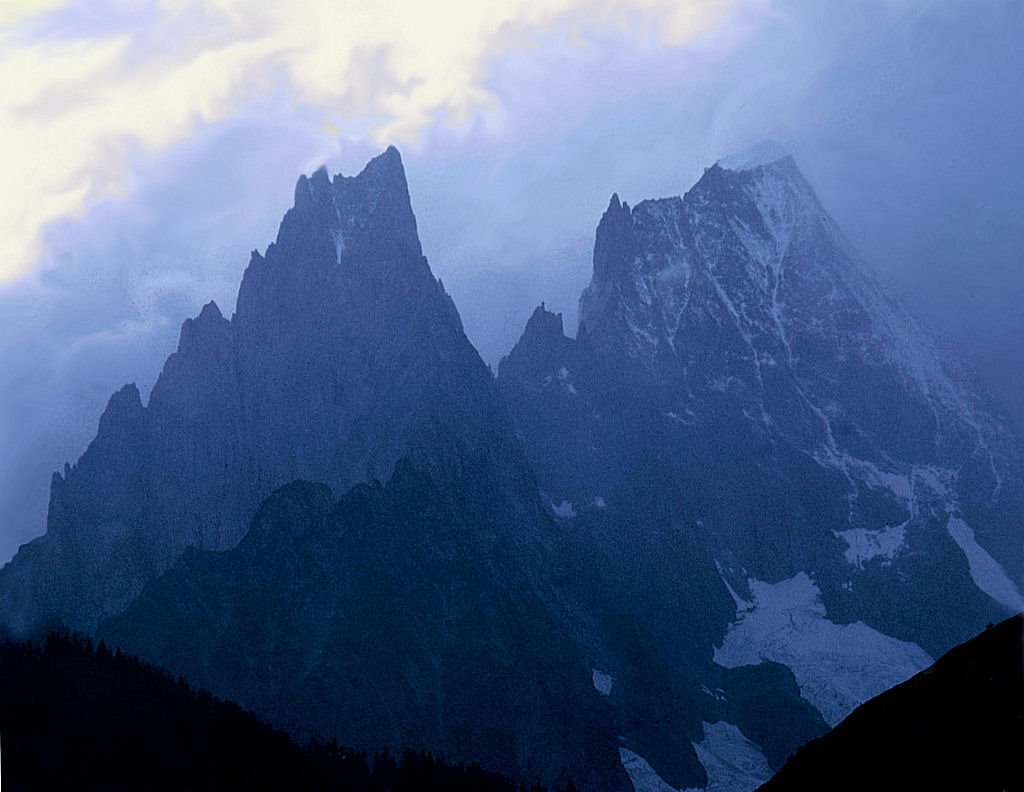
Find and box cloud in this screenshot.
[0,0,743,286]
[0,0,65,26]
[2,0,1021,564]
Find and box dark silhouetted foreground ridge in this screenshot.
[0,631,568,792]
[759,614,1024,792]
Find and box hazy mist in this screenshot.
[1,0,1021,563]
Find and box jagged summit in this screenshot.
[95,383,144,436]
[293,146,408,209]
[196,300,223,321]
[293,165,331,207]
[579,151,829,352]
[524,303,566,342]
[263,145,421,286]
[503,145,1023,681]
[175,300,229,353]
[345,143,406,185]
[499,303,574,377]
[1,145,652,792]
[691,151,811,206]
[0,145,514,635]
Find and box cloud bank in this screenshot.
[0,0,744,285]
[1,0,1021,567]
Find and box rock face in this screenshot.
[100,470,631,791]
[0,147,534,634]
[3,145,1020,791]
[2,147,762,792]
[498,154,1024,758]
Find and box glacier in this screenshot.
[713,573,932,726]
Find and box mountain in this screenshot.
[498,152,1024,786]
[98,471,631,790]
[100,466,828,792]
[0,630,557,792]
[0,146,537,634]
[3,144,1019,792]
[759,614,1024,791]
[0,148,645,790]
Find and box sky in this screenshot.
[1,0,1022,563]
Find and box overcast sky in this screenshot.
[1,0,1022,563]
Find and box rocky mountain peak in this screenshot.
[244,480,335,553]
[520,303,567,348]
[578,152,842,359]
[293,165,332,209]
[503,146,1024,686]
[96,383,144,437]
[349,144,407,190]
[716,139,792,172]
[687,152,820,226]
[498,303,574,380]
[176,300,229,354]
[593,192,635,284]
[235,145,429,333]
[0,146,518,635]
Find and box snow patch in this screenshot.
[714,573,932,726]
[715,562,753,613]
[331,228,345,264]
[946,515,1024,612]
[549,499,576,519]
[557,366,578,395]
[834,524,906,569]
[619,748,696,792]
[693,721,773,792]
[619,720,772,792]
[592,668,614,695]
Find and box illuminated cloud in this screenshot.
[0,0,742,285]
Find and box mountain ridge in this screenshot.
[1,145,1019,792]
[497,151,1023,773]
[2,146,732,792]
[0,629,563,792]
[759,614,1024,791]
[0,146,541,634]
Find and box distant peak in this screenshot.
[356,144,406,182]
[197,300,223,323]
[717,140,792,172]
[293,165,332,209]
[525,303,565,339]
[603,192,632,216]
[292,147,409,213]
[98,383,144,435]
[592,190,635,284]
[498,302,573,376]
[691,146,812,208]
[178,300,230,354]
[113,382,141,403]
